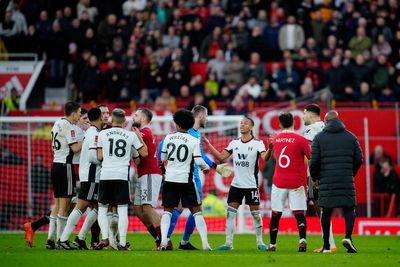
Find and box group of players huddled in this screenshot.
[23,102,337,252]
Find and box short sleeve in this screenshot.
[132,132,144,150]
[89,131,98,150]
[66,125,79,145]
[97,133,103,148]
[193,140,202,158]
[257,140,266,153]
[224,140,234,154]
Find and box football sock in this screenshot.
[111,214,119,241]
[32,215,50,232]
[294,211,307,240]
[78,208,97,241]
[321,207,333,250]
[270,211,282,245]
[182,213,196,243]
[167,208,182,238]
[251,210,263,245]
[117,205,128,247]
[343,207,356,240]
[60,208,82,242]
[90,220,100,244]
[47,215,57,241]
[193,212,209,248]
[56,214,68,241]
[154,226,161,244]
[226,207,237,246]
[161,211,172,246]
[98,205,109,240]
[147,225,157,239]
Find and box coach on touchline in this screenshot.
[309,110,363,253]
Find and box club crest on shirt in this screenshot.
[71,130,75,137]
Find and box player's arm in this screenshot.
[202,135,231,162]
[88,134,101,164]
[199,135,217,168]
[132,147,140,165]
[67,126,82,153]
[194,141,210,171]
[132,128,148,157]
[96,135,103,162]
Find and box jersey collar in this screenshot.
[240,136,254,143]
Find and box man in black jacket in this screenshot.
[309,111,363,253]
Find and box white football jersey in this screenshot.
[161,132,208,183]
[72,125,86,164]
[98,127,143,181]
[79,126,101,183]
[303,121,324,142]
[225,138,266,189]
[51,118,80,164]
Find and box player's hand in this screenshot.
[267,135,274,150]
[202,133,210,145]
[312,181,318,189]
[216,163,232,178]
[158,160,166,174]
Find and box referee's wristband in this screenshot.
[212,162,217,169]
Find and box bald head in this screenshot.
[324,110,339,123]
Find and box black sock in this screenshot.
[90,220,100,244]
[147,225,157,240]
[294,212,306,240]
[321,207,333,250]
[31,215,50,232]
[269,212,282,245]
[343,207,356,240]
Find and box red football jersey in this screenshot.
[137,126,162,177]
[272,131,311,189]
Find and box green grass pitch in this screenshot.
[1,233,399,267]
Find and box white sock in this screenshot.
[329,224,336,249]
[111,214,119,241]
[56,215,68,241]
[98,205,109,240]
[78,209,98,240]
[251,210,263,245]
[117,206,128,247]
[226,207,237,246]
[107,212,114,243]
[48,215,57,241]
[160,211,172,246]
[193,212,209,249]
[60,208,82,242]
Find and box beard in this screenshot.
[132,120,141,128]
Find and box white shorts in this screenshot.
[271,185,307,212]
[134,174,162,208]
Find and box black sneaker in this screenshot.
[178,242,199,250]
[45,239,56,250]
[58,240,77,250]
[342,238,357,253]
[298,240,307,252]
[73,236,88,250]
[117,244,131,251]
[265,244,276,252]
[166,240,173,250]
[94,239,109,250]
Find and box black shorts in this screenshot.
[162,181,201,208]
[51,162,76,198]
[98,180,130,205]
[227,186,260,205]
[78,182,98,202]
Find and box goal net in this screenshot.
[0,115,268,234]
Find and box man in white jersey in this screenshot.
[47,101,82,249]
[72,108,89,166]
[58,108,104,249]
[95,108,148,250]
[203,116,272,250]
[303,104,336,252]
[159,109,211,251]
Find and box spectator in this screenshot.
[309,111,363,253]
[4,88,20,112]
[311,10,326,47]
[104,59,123,102]
[348,54,370,90]
[204,5,225,34]
[234,20,249,58]
[180,35,198,66]
[77,0,98,22]
[0,145,23,165]
[143,54,163,96]
[373,159,399,194]
[322,10,344,44]
[122,47,141,98]
[47,20,67,86]
[162,26,180,49]
[370,145,393,172]
[200,26,224,60]
[205,72,219,97]
[372,54,391,92]
[0,11,18,53]
[247,10,268,31]
[225,94,248,115]
[358,82,374,102]
[167,60,189,97]
[187,92,212,114]
[97,14,118,52]
[372,34,392,59]
[277,59,300,94]
[371,16,393,42]
[207,49,226,82]
[247,25,266,60]
[238,76,261,100]
[325,56,345,95]
[79,54,102,102]
[258,79,277,102]
[245,52,266,84]
[348,27,371,58]
[278,15,305,51]
[263,15,281,61]
[339,85,358,102]
[223,52,245,86]
[379,87,398,102]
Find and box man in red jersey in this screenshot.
[266,112,310,252]
[132,107,163,248]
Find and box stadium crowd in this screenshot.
[1,0,400,107]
